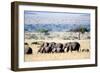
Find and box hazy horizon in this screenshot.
[24,11,90,25]
[24,11,90,32]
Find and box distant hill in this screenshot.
[24,24,90,32]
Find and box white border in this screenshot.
[19,5,96,68]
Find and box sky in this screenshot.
[24,11,90,25]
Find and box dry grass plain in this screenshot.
[24,39,90,62]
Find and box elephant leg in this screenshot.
[67,47,69,52]
[76,43,80,52]
[71,46,73,52]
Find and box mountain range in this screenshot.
[24,24,90,32]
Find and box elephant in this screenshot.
[64,42,80,52]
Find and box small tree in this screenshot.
[79,26,89,40]
[36,29,49,35]
[70,25,89,40]
[80,26,89,34]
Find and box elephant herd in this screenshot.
[38,42,80,53]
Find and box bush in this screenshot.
[36,29,49,35]
[30,35,38,39]
[31,42,38,44]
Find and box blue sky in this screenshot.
[24,11,90,25]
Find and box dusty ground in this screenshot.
[24,39,90,62]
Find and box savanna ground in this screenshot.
[24,38,90,62]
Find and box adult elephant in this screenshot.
[64,42,80,52]
[38,42,55,53]
[53,43,64,53]
[38,42,49,53]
